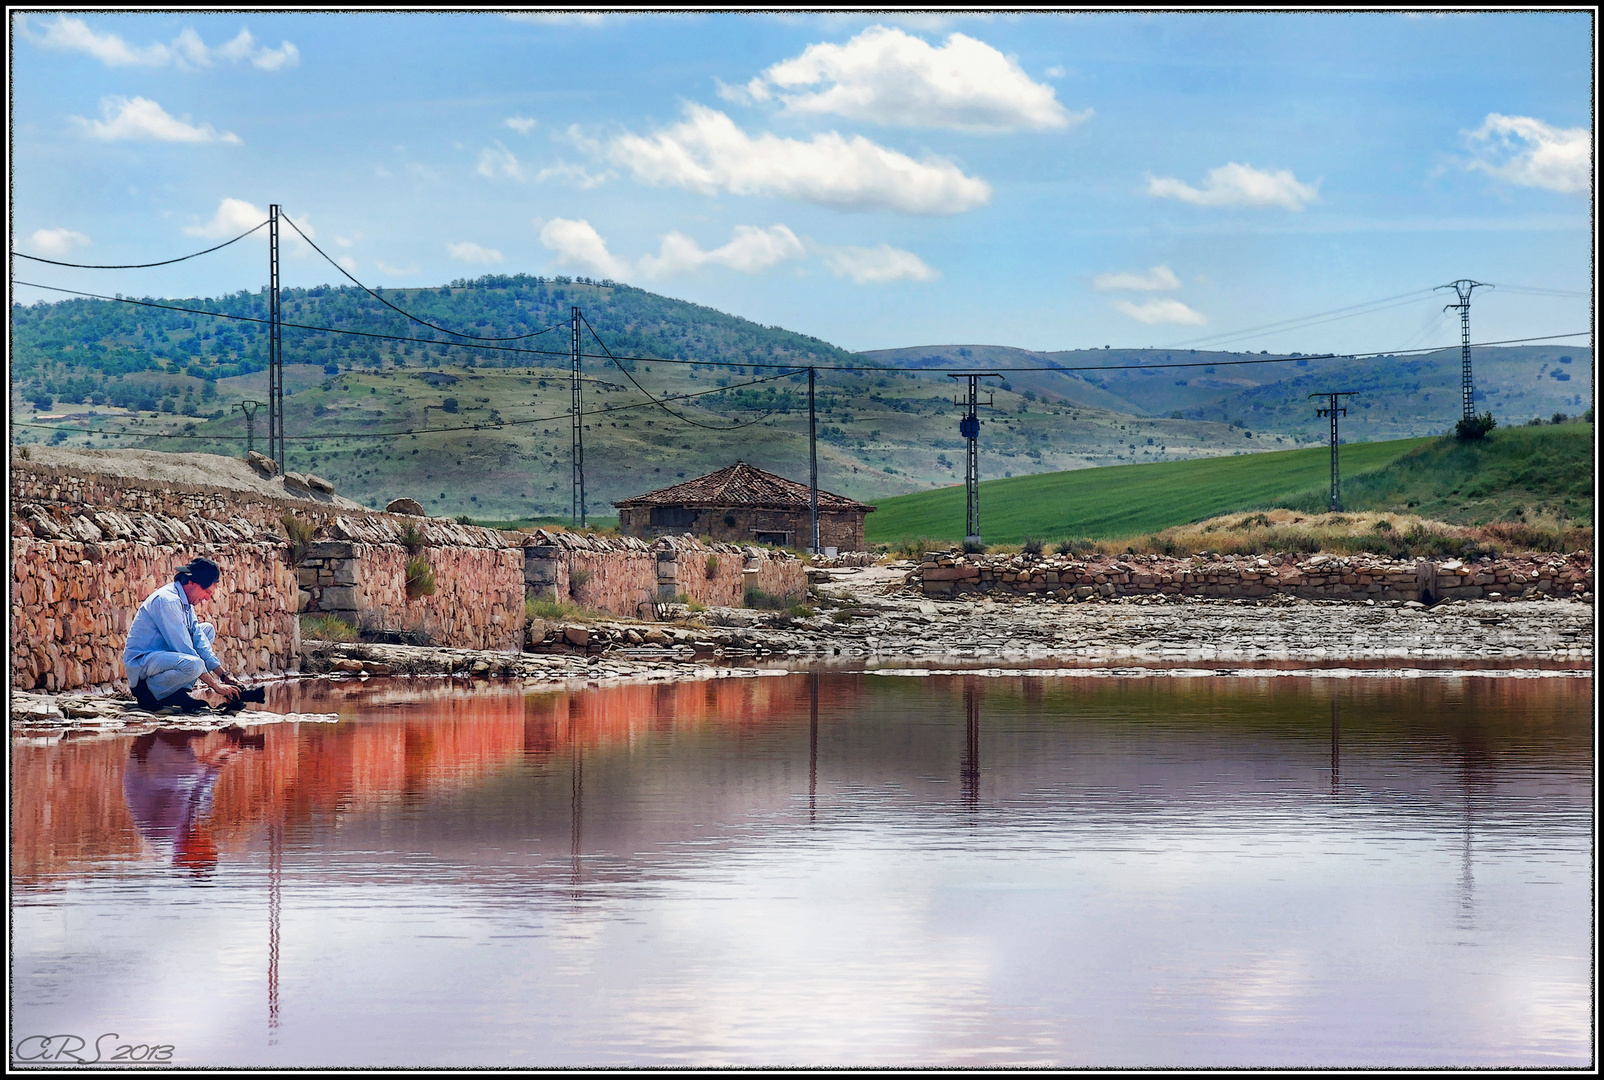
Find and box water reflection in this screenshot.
[9,672,1592,1067]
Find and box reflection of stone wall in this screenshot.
[916,551,1595,603]
[10,538,299,692]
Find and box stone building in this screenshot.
[614,461,874,552]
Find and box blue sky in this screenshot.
[10,10,1593,355]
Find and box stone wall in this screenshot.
[915,550,1594,603]
[619,506,868,551]
[11,537,298,693]
[523,530,807,614]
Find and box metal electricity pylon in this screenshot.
[1436,279,1491,421]
[948,372,1000,546]
[233,400,264,455]
[570,305,586,529]
[268,204,284,471]
[1310,391,1356,512]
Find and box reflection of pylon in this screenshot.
[1310,391,1356,512]
[1436,279,1492,421]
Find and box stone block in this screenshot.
[319,585,359,610]
[386,497,425,516]
[305,541,355,560]
[923,566,979,582]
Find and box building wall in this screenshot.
[619,505,867,551]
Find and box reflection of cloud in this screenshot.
[1462,113,1589,195]
[735,24,1083,133]
[607,104,991,214]
[1093,264,1180,291]
[1146,162,1319,210]
[1112,298,1206,325]
[72,96,241,144]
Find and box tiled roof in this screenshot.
[613,461,874,513]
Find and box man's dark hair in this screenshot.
[174,557,221,589]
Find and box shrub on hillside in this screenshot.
[1454,411,1497,441]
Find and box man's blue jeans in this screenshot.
[133,623,217,699]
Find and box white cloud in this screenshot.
[1145,162,1319,210]
[29,228,92,257]
[476,142,525,180]
[447,241,505,265]
[1092,264,1181,291]
[374,260,418,277]
[25,16,298,70]
[503,13,607,26]
[607,103,990,214]
[1045,65,1068,79]
[505,116,538,135]
[183,199,314,250]
[534,162,611,189]
[1462,113,1590,195]
[1112,298,1207,325]
[71,96,241,144]
[738,24,1083,133]
[639,224,805,278]
[823,244,939,284]
[537,218,630,279]
[336,254,357,273]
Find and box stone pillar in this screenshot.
[525,545,559,603]
[656,548,679,604]
[301,540,360,625]
[1415,559,1437,604]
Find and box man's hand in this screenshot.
[203,672,242,701]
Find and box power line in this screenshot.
[15,370,802,442]
[280,213,564,342]
[11,279,1590,373]
[580,310,788,431]
[9,220,269,269]
[1165,288,1440,349]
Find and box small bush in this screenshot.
[787,603,815,618]
[1021,536,1044,556]
[280,512,316,564]
[404,555,436,600]
[744,586,795,610]
[894,536,938,559]
[1454,411,1497,441]
[1055,537,1098,557]
[705,553,720,578]
[686,597,707,613]
[569,569,592,596]
[962,540,987,555]
[1372,518,1393,532]
[398,522,426,555]
[527,597,584,622]
[301,613,357,643]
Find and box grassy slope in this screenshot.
[869,423,1594,545]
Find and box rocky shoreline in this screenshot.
[11,569,1592,740]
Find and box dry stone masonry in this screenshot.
[915,551,1593,604]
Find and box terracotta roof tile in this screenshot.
[613,461,874,513]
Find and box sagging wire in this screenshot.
[10,220,269,270]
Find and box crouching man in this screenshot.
[124,558,247,714]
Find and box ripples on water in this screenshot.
[10,672,1593,1068]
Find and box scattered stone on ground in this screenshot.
[386,497,426,516]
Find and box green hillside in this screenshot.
[867,423,1596,546]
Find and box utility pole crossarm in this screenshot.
[1435,279,1492,422]
[947,372,1001,546]
[1309,391,1357,513]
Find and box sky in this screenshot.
[9,10,1594,356]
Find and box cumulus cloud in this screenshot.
[447,241,505,265]
[733,24,1083,133]
[537,218,630,279]
[607,103,990,214]
[823,244,939,284]
[1146,162,1319,210]
[504,116,538,135]
[336,254,357,273]
[476,142,525,180]
[25,16,298,70]
[1462,113,1589,195]
[374,260,418,277]
[534,162,611,189]
[29,228,91,257]
[71,96,241,144]
[183,199,313,251]
[639,224,805,278]
[1112,298,1207,325]
[1092,264,1181,291]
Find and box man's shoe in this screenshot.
[130,679,161,712]
[157,690,210,715]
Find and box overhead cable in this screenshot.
[10,220,269,269]
[279,213,562,341]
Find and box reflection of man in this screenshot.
[123,558,245,713]
[123,729,261,874]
